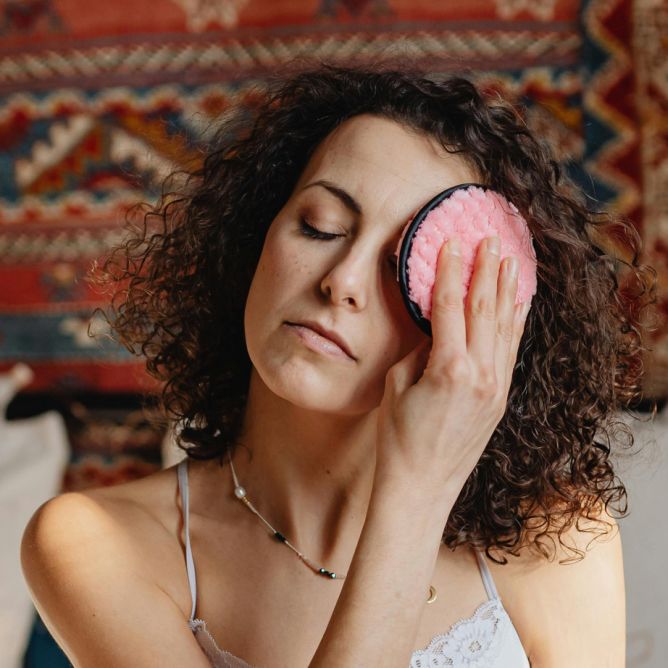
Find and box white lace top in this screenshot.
[177,459,531,667]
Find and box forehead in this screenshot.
[294,114,477,226]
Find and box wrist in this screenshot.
[368,470,457,531]
[372,465,460,509]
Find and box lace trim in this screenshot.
[190,597,511,668]
[190,619,254,668]
[410,598,509,668]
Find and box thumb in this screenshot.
[386,338,433,392]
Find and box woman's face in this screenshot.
[244,114,477,414]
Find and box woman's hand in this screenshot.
[374,235,531,499]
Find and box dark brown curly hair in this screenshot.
[92,60,658,564]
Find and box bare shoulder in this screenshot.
[21,463,188,603]
[486,504,624,667]
[20,462,209,667]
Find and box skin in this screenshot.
[20,115,625,668]
[239,113,473,559]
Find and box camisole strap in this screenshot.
[177,458,198,621]
[474,548,500,601]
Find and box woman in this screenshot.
[21,61,649,667]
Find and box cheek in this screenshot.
[381,274,427,351]
[368,299,429,389]
[271,223,315,273]
[245,231,311,322]
[254,234,302,288]
[366,308,427,378]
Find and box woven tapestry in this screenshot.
[3,2,665,663]
[1,0,665,396]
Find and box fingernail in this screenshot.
[506,256,519,279]
[487,236,500,255]
[447,237,461,256]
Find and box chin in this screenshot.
[248,357,380,416]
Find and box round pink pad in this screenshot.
[395,186,538,321]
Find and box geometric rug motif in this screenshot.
[1,0,665,395]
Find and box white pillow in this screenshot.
[0,365,69,668]
[613,403,668,668]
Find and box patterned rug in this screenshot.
[1,0,666,483]
[581,0,668,398]
[2,3,665,664]
[0,0,668,395]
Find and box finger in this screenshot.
[504,300,531,385]
[466,236,501,370]
[429,237,466,366]
[494,254,519,387]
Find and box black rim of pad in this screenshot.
[397,182,489,337]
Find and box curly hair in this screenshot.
[92,60,658,564]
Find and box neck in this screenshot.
[228,369,379,571]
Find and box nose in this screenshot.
[319,247,374,309]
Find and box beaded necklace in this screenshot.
[227,450,437,603]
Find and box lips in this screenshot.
[286,320,355,360]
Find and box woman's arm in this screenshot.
[525,508,625,667]
[310,237,531,667]
[21,491,212,668]
[309,475,457,667]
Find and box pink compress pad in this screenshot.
[396,186,538,321]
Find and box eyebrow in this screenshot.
[300,179,362,216]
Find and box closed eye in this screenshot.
[299,218,341,240]
[300,217,399,273]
